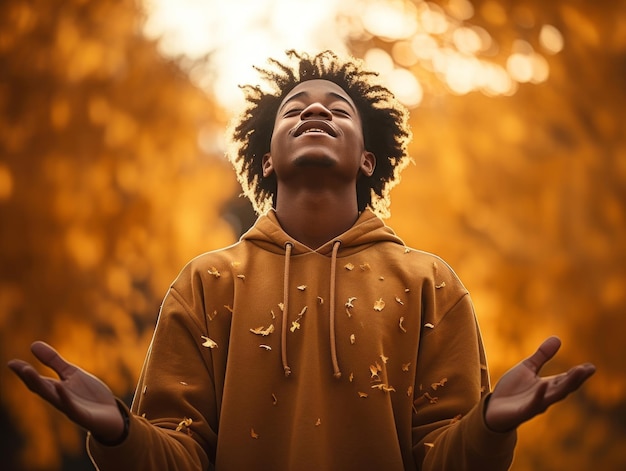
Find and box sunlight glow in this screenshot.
[141,0,561,109]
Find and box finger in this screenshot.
[31,341,77,380]
[546,363,596,403]
[522,336,561,374]
[7,360,62,406]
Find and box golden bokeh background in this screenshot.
[1,0,624,469]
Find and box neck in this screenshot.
[274,186,360,249]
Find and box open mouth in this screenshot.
[293,120,338,137]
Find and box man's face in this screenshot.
[263,79,374,183]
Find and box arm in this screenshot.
[411,294,517,471]
[8,283,219,470]
[411,295,595,470]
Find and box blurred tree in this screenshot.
[0,0,237,469]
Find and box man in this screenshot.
[8,50,595,470]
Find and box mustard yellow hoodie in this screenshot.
[88,209,516,470]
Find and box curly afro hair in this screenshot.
[227,50,412,218]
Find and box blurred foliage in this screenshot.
[0,0,236,469]
[0,0,625,470]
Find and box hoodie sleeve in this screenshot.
[87,261,228,470]
[411,282,517,470]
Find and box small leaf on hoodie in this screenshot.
[407,385,414,396]
[424,322,435,329]
[201,336,218,348]
[207,267,221,278]
[290,307,307,333]
[272,393,278,405]
[317,296,324,304]
[250,428,259,439]
[344,263,355,271]
[402,362,411,372]
[360,263,371,271]
[349,372,354,382]
[395,297,404,305]
[380,353,389,364]
[431,378,448,390]
[370,363,382,380]
[371,383,396,392]
[207,310,218,321]
[315,418,321,426]
[231,261,241,268]
[399,317,407,333]
[345,297,357,317]
[373,298,385,311]
[176,417,193,434]
[358,391,369,398]
[297,285,307,291]
[249,324,274,336]
[278,303,284,311]
[350,334,356,344]
[404,247,411,254]
[435,282,446,289]
[259,344,272,351]
[237,274,245,281]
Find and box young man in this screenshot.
[8,51,595,470]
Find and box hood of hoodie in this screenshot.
[240,208,405,256]
[239,208,406,379]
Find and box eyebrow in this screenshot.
[278,90,357,113]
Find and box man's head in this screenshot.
[228,50,411,217]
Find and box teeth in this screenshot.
[303,128,326,134]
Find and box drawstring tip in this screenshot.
[333,371,342,379]
[284,366,292,377]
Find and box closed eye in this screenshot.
[331,109,351,116]
[283,109,303,117]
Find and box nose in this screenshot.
[301,102,332,120]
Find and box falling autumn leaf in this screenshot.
[201,336,218,348]
[175,417,193,434]
[249,324,274,336]
[373,298,385,311]
[399,316,407,332]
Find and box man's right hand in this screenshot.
[8,341,126,444]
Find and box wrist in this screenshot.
[93,401,129,446]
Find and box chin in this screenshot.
[293,155,336,168]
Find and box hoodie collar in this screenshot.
[240,208,404,256]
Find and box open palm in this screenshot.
[485,336,596,433]
[8,341,125,443]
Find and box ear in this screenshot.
[359,151,376,177]
[262,153,274,177]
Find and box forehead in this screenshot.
[280,79,356,108]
